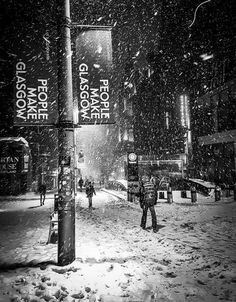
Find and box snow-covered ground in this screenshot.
[0,190,235,302]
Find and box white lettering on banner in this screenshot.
[78,64,111,122]
[27,87,37,119]
[79,63,90,120]
[100,79,109,118]
[90,88,100,119]
[15,61,49,122]
[37,79,48,120]
[15,62,27,120]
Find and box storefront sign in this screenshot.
[0,156,20,173]
[76,27,114,124]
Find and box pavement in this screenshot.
[0,190,121,269]
[0,188,235,270]
[0,191,57,201]
[0,189,236,302]
[0,185,234,203]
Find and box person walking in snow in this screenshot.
[38,183,46,206]
[84,178,89,188]
[139,176,158,232]
[85,181,96,208]
[78,177,84,192]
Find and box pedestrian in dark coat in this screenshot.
[85,182,96,208]
[38,183,46,206]
[78,177,84,192]
[84,178,89,188]
[139,177,158,232]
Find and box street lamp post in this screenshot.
[57,0,75,266]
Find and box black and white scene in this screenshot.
[0,0,236,301]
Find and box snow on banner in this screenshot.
[76,28,114,125]
[13,24,58,126]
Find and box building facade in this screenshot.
[113,0,236,184]
[0,0,59,193]
[186,0,236,184]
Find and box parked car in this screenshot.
[105,180,127,191]
[157,177,191,191]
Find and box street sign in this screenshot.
[75,27,115,125]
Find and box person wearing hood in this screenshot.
[139,175,158,233]
[85,181,96,208]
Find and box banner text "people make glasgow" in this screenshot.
[15,61,49,122]
[79,63,110,122]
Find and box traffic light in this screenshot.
[127,152,139,181]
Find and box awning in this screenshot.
[198,129,236,145]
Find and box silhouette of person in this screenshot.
[38,183,46,206]
[139,176,158,232]
[85,181,96,208]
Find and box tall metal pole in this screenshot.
[57,0,75,266]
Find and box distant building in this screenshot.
[112,0,236,183]
[186,0,236,184]
[192,79,236,184]
[0,137,31,195]
[0,0,59,192]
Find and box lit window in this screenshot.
[123,99,127,111]
[118,127,121,142]
[129,129,134,142]
[179,94,190,128]
[123,129,128,141]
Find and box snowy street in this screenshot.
[0,189,236,302]
[1,1,235,301]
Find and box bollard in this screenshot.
[191,186,197,203]
[47,211,58,244]
[159,191,165,199]
[167,186,173,203]
[215,186,221,202]
[225,185,230,197]
[181,190,187,198]
[127,191,134,202]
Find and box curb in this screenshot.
[101,189,141,210]
[0,193,55,202]
[101,188,127,201]
[102,189,235,206]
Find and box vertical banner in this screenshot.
[76,27,114,125]
[13,14,58,126]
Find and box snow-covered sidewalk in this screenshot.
[0,190,236,302]
[102,188,234,205]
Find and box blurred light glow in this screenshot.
[180,94,190,128]
[200,53,214,61]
